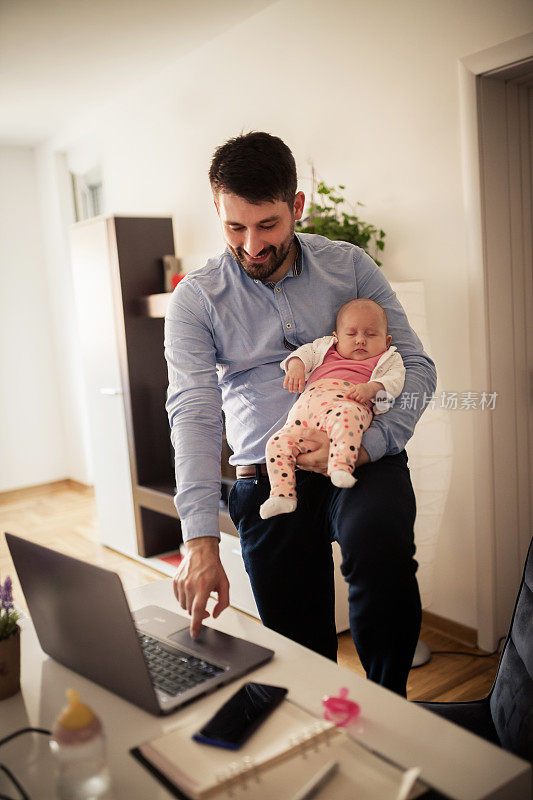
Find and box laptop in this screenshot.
[5,533,274,716]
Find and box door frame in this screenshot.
[458,33,533,650]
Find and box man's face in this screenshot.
[215,191,305,283]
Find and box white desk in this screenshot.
[0,579,530,800]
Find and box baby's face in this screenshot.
[334,305,391,361]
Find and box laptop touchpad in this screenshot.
[169,627,235,662]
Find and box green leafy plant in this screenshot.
[0,576,20,640]
[296,177,386,266]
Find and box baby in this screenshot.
[259,298,405,519]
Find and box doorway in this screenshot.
[460,36,533,649]
[477,58,533,639]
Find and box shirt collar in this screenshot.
[293,235,303,276]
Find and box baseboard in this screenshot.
[0,477,94,502]
[64,478,94,492]
[422,610,477,648]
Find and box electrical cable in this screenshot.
[0,764,28,800]
[0,727,51,800]
[0,729,50,749]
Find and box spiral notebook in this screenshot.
[131,697,428,800]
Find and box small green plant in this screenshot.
[0,576,20,640]
[296,177,386,266]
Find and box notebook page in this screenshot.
[138,700,336,799]
[205,735,427,800]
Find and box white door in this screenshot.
[70,217,138,555]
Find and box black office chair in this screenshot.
[418,536,533,764]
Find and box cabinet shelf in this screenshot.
[138,292,172,318]
[135,483,177,517]
[136,482,238,539]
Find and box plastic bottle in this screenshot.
[50,688,113,800]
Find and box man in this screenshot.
[165,131,436,696]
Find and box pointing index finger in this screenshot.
[190,591,210,638]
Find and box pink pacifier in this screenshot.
[322,687,360,727]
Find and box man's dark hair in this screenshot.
[209,131,297,206]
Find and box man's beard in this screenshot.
[229,227,295,282]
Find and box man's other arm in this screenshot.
[355,249,437,461]
[164,279,229,636]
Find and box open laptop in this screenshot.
[5,533,274,716]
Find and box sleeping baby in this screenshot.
[259,298,405,519]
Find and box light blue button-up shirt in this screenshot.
[165,233,436,542]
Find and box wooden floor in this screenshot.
[0,480,499,702]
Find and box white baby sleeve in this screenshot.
[279,336,335,380]
[376,351,406,398]
[372,351,406,415]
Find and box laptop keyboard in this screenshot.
[138,633,225,697]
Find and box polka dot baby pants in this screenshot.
[265,378,373,502]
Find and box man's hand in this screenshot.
[295,429,371,474]
[173,537,230,638]
[283,357,306,394]
[354,445,370,467]
[346,381,383,405]
[296,428,370,475]
[294,428,330,474]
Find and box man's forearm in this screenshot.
[362,352,437,460]
[184,535,221,555]
[169,395,223,542]
[165,281,225,543]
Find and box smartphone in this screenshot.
[192,682,288,750]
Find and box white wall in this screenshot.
[0,147,67,491]
[34,146,92,485]
[37,0,533,628]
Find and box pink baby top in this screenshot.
[307,346,385,387]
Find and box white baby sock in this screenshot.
[330,470,357,489]
[259,496,297,519]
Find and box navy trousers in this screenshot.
[228,451,421,696]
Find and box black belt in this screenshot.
[236,464,268,479]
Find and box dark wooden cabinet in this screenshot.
[70,216,237,562]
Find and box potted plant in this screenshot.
[0,576,21,700]
[296,170,386,266]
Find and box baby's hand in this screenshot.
[346,382,376,404]
[283,357,306,394]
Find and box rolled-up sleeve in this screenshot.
[354,250,437,461]
[164,279,223,542]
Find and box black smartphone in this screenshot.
[192,682,288,750]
